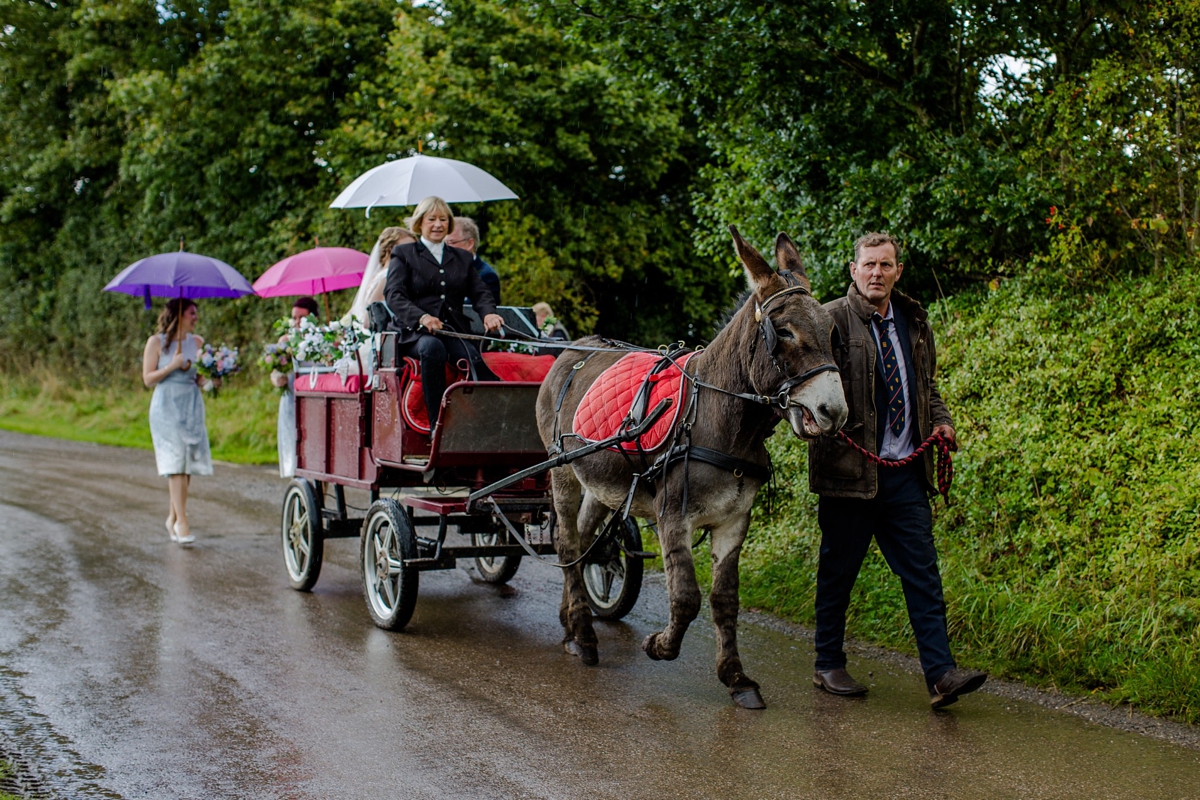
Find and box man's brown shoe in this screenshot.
[929,668,987,709]
[813,668,868,696]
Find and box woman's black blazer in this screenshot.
[383,240,499,346]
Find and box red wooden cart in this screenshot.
[280,326,646,630]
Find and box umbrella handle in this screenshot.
[364,194,386,219]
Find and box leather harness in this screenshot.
[551,278,840,520]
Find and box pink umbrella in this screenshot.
[253,247,370,298]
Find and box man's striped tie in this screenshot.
[873,312,905,437]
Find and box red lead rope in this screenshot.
[836,430,954,503]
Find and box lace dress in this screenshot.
[149,333,213,476]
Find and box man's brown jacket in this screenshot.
[808,284,953,499]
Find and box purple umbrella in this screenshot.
[104,251,256,309]
[252,247,369,298]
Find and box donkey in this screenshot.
[534,227,848,708]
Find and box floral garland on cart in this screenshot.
[275,316,370,387]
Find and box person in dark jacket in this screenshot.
[808,231,986,710]
[446,216,501,305]
[384,196,504,428]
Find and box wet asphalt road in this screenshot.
[1,430,1199,799]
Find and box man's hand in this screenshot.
[932,424,957,451]
[419,314,444,332]
[482,313,504,333]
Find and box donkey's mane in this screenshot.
[711,289,752,337]
[711,270,808,338]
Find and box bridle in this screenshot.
[647,278,840,412]
[744,279,840,410]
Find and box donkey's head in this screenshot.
[730,226,848,439]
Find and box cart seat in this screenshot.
[480,352,556,382]
[400,352,555,434]
[295,373,365,394]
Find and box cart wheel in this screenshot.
[361,500,419,631]
[583,516,644,620]
[281,479,324,592]
[471,527,523,584]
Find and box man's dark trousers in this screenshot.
[814,462,955,686]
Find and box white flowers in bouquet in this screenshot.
[196,344,240,394]
[286,316,369,369]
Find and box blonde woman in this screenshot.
[141,298,214,546]
[383,196,503,428]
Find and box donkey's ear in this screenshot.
[729,225,777,290]
[774,232,811,291]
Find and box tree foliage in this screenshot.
[550,0,1200,300]
[0,0,730,377]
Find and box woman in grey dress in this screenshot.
[141,298,214,546]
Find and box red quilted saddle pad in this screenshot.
[401,352,556,434]
[572,351,696,452]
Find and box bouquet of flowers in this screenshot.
[260,340,293,391]
[195,343,240,394]
[259,342,292,371]
[285,316,370,369]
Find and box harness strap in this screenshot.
[550,351,599,455]
[626,354,678,428]
[644,443,771,486]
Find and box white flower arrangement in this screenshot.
[284,316,369,369]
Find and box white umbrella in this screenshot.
[330,154,519,216]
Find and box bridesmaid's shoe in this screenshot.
[174,522,195,546]
[166,519,178,542]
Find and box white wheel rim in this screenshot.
[366,514,404,617]
[283,490,310,581]
[474,533,500,572]
[583,557,625,610]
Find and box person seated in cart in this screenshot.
[384,195,505,429]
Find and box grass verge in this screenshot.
[0,367,279,464]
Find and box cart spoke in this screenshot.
[379,575,397,607]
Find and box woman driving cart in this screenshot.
[384,195,505,429]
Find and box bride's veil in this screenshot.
[347,235,385,323]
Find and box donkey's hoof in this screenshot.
[564,639,600,666]
[641,633,663,661]
[731,687,766,710]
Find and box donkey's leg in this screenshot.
[709,513,764,709]
[550,467,598,665]
[641,513,702,661]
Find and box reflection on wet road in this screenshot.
[0,430,1198,798]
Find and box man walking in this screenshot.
[809,232,986,709]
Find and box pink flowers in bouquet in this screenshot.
[196,343,240,393]
[259,342,292,370]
